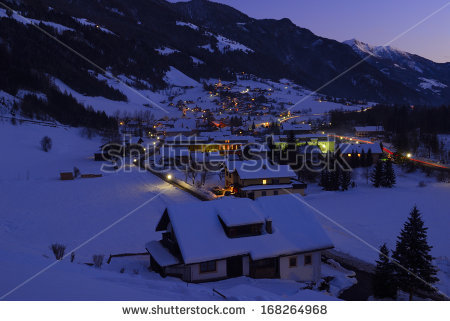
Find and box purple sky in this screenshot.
[171,0,450,63]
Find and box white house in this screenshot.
[224,159,306,198]
[146,195,333,283]
[354,126,384,138]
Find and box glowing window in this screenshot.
[262,179,267,185]
[347,153,351,157]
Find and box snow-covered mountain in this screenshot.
[1,0,449,126]
[344,39,450,100]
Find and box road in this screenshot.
[329,134,450,171]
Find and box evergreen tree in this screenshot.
[366,148,373,167]
[340,169,352,191]
[286,130,296,144]
[373,243,397,299]
[382,159,396,187]
[319,169,330,190]
[350,151,358,168]
[371,160,384,187]
[329,168,341,191]
[393,206,438,300]
[360,150,366,167]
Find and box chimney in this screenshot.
[265,219,273,234]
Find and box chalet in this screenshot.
[225,159,306,199]
[282,123,312,135]
[271,134,335,154]
[146,196,334,283]
[354,126,384,138]
[339,143,383,165]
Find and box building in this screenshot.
[225,159,306,198]
[272,134,335,154]
[354,126,384,138]
[146,196,334,283]
[282,123,312,135]
[339,143,383,165]
[297,144,323,164]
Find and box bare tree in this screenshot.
[93,255,104,268]
[50,243,66,260]
[41,136,52,152]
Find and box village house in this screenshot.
[282,123,312,135]
[146,196,334,283]
[224,159,306,199]
[354,126,384,138]
[339,143,383,165]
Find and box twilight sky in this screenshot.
[171,0,450,63]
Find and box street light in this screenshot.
[167,174,172,180]
[406,153,412,158]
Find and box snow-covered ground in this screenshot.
[304,167,450,294]
[0,122,345,300]
[0,8,74,34]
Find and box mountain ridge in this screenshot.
[0,0,448,106]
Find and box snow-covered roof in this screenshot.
[217,198,265,227]
[164,135,209,145]
[241,184,293,191]
[339,143,382,154]
[146,240,180,267]
[160,147,190,158]
[354,126,384,132]
[226,159,296,179]
[154,195,333,264]
[242,143,270,153]
[283,123,312,131]
[190,151,226,163]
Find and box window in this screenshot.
[261,191,267,196]
[199,261,216,273]
[262,179,267,185]
[304,255,312,265]
[273,190,278,195]
[347,153,351,157]
[289,257,297,267]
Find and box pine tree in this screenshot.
[366,148,373,167]
[319,169,330,190]
[373,243,397,299]
[350,151,359,168]
[329,168,341,191]
[393,206,438,300]
[340,169,351,191]
[360,150,366,167]
[371,160,384,187]
[382,159,396,187]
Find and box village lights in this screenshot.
[407,153,412,158]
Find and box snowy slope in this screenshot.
[304,167,450,294]
[0,122,340,300]
[0,8,74,34]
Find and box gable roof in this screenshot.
[225,159,296,179]
[339,143,382,154]
[154,195,333,264]
[354,126,384,132]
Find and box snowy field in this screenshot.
[0,122,347,300]
[304,167,450,294]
